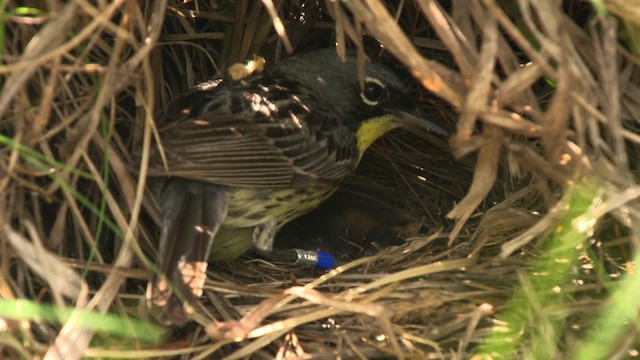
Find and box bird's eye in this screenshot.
[360,77,386,106]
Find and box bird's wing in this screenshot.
[147,85,357,188]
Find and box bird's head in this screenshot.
[271,48,447,157]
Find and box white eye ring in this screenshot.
[360,76,386,106]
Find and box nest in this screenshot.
[1,1,639,359]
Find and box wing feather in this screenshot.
[148,80,357,188]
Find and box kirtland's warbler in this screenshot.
[144,48,446,325]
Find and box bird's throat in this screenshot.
[355,115,401,161]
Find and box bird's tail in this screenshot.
[146,179,228,325]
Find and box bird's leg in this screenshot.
[147,179,229,325]
[253,219,336,270]
[252,219,277,253]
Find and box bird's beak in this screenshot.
[391,108,448,138]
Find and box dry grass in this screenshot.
[1,0,639,359]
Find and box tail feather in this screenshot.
[147,179,228,325]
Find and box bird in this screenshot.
[144,48,446,325]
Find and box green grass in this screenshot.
[0,299,165,343]
[572,243,640,359]
[477,177,603,359]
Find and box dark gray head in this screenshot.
[270,48,446,136]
